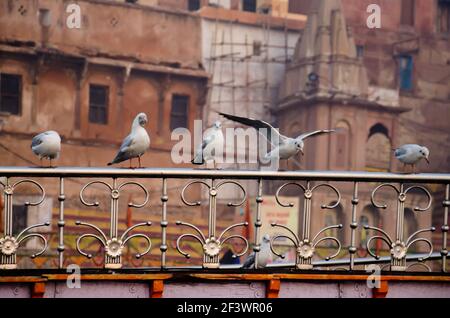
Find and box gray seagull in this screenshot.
[394,144,430,174]
[219,112,335,167]
[108,113,150,168]
[191,121,224,169]
[242,234,272,269]
[31,130,61,167]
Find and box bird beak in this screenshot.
[300,149,305,156]
[425,157,430,164]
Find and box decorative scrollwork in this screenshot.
[215,181,247,207]
[76,221,152,260]
[371,184,432,212]
[176,179,248,268]
[76,179,152,269]
[0,179,50,269]
[271,223,343,266]
[180,180,210,206]
[272,181,343,269]
[275,182,341,210]
[80,181,112,207]
[367,183,434,271]
[176,221,249,260]
[371,183,400,209]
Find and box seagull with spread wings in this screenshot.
[219,112,335,167]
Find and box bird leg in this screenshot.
[279,159,288,172]
[412,164,416,174]
[402,163,407,174]
[129,158,133,169]
[138,156,142,168]
[49,158,53,168]
[214,160,223,170]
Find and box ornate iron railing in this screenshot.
[0,167,448,272]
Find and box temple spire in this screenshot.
[279,0,369,104]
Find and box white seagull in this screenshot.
[108,113,150,168]
[31,131,61,167]
[394,144,430,173]
[219,112,335,167]
[242,234,272,269]
[191,121,224,169]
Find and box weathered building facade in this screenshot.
[0,0,208,168]
[0,0,211,268]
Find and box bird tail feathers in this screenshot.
[191,158,205,165]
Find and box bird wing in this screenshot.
[394,146,408,157]
[219,112,287,146]
[31,132,48,148]
[201,130,217,150]
[191,130,217,164]
[119,134,136,152]
[109,134,136,164]
[296,129,335,141]
[242,252,255,269]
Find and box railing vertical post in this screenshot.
[208,179,216,240]
[442,184,449,272]
[106,177,121,269]
[0,177,15,269]
[203,178,219,268]
[58,177,65,269]
[160,178,168,269]
[392,183,406,271]
[299,181,313,269]
[254,178,263,269]
[349,182,359,271]
[303,181,312,241]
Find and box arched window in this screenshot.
[366,123,391,171]
[369,123,389,138]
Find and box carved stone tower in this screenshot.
[277,0,406,172]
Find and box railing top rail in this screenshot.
[0,167,448,183]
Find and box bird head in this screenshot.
[420,146,430,164]
[262,234,271,243]
[294,139,304,155]
[213,121,222,129]
[136,113,148,127]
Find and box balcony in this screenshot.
[0,167,449,298]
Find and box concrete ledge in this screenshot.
[1,271,450,298]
